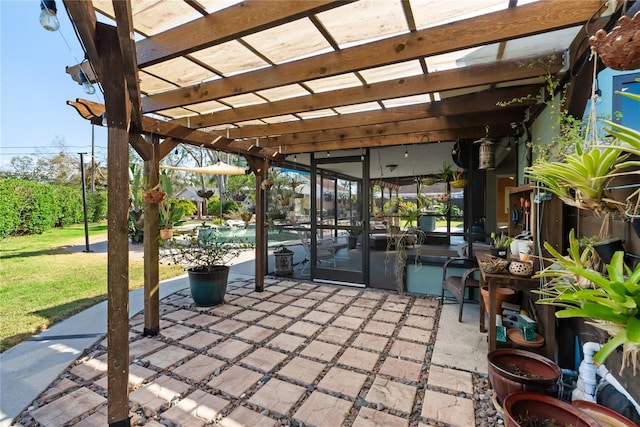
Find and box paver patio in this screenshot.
[14,277,482,426]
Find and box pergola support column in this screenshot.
[143,135,161,336]
[98,22,131,427]
[247,156,269,291]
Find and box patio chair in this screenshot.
[441,257,480,323]
[297,231,337,274]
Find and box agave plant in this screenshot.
[535,230,640,374]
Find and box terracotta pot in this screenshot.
[159,228,174,240]
[480,286,515,317]
[487,349,562,405]
[504,392,599,427]
[144,190,166,204]
[572,400,637,427]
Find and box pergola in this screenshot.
[60,1,625,424]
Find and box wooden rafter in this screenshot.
[228,85,540,140]
[136,0,353,67]
[173,55,562,129]
[63,1,102,80]
[142,0,604,113]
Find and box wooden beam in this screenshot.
[112,0,143,129]
[159,137,179,159]
[143,136,160,337]
[143,0,604,113]
[282,124,513,154]
[174,56,560,128]
[228,85,540,139]
[67,98,281,159]
[97,21,131,427]
[129,133,152,160]
[137,0,351,67]
[63,1,102,79]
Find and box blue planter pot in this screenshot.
[187,265,229,307]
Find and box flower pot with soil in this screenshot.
[503,392,600,427]
[487,349,562,405]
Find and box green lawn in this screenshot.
[0,222,185,352]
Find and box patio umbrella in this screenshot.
[160,161,246,175]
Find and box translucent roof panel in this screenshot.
[142,57,218,87]
[218,93,267,108]
[242,18,334,64]
[198,0,243,14]
[155,107,195,119]
[186,100,231,115]
[257,84,311,102]
[316,0,409,48]
[359,61,425,84]
[261,115,300,124]
[297,109,338,120]
[425,46,488,71]
[190,40,270,76]
[382,94,432,108]
[438,85,492,99]
[410,0,508,30]
[334,102,382,115]
[498,27,582,60]
[138,72,179,95]
[304,73,362,93]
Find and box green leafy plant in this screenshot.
[534,230,640,374]
[490,232,512,249]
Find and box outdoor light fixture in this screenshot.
[78,71,96,95]
[39,0,59,31]
[404,146,408,158]
[326,151,330,157]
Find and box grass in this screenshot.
[0,222,185,352]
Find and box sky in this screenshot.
[1,0,108,167]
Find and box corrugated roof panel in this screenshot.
[410,0,507,30]
[261,115,300,124]
[316,0,409,48]
[304,73,362,93]
[297,109,337,119]
[218,92,267,108]
[138,71,178,95]
[334,102,382,114]
[186,100,231,115]
[242,18,334,64]
[359,61,424,84]
[257,84,311,102]
[382,94,432,108]
[142,57,218,87]
[190,40,270,76]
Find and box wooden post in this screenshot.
[143,136,160,336]
[98,22,131,427]
[253,158,269,291]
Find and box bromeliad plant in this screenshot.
[534,230,640,374]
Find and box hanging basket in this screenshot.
[450,179,467,189]
[144,190,166,204]
[436,193,451,203]
[261,179,273,191]
[589,11,640,71]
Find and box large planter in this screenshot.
[187,265,229,307]
[348,236,358,249]
[504,392,599,427]
[572,400,637,427]
[488,349,562,405]
[274,251,293,276]
[592,237,624,264]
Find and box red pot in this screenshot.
[488,349,561,405]
[572,400,637,427]
[504,392,600,427]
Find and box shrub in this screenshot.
[88,190,107,222]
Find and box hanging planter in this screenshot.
[261,179,273,191]
[450,179,467,189]
[589,10,640,71]
[436,193,451,203]
[144,190,166,204]
[197,189,214,199]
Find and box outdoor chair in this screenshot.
[441,257,480,323]
[297,231,337,274]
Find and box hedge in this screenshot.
[0,179,105,238]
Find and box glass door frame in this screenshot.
[310,153,370,285]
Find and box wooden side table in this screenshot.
[476,253,556,360]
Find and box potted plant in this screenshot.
[162,230,250,306]
[273,245,294,276]
[534,229,640,374]
[158,171,184,240]
[197,221,214,241]
[503,392,600,427]
[449,170,467,189]
[347,227,362,249]
[490,232,512,258]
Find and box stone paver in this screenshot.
[31,387,105,426]
[173,354,225,382]
[16,278,490,427]
[240,347,288,372]
[365,377,417,414]
[353,407,409,427]
[162,389,229,426]
[317,367,367,397]
[293,391,353,427]
[219,406,276,427]
[207,365,262,398]
[427,365,474,394]
[130,375,190,411]
[248,378,306,413]
[421,389,475,426]
[278,357,325,384]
